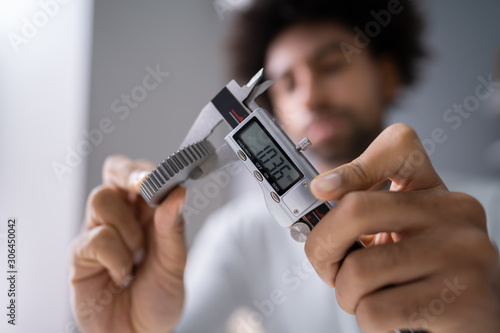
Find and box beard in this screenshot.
[304,107,382,166]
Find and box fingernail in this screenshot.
[312,172,341,193]
[177,197,186,217]
[129,170,149,190]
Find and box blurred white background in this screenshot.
[0,0,93,332]
[0,0,499,332]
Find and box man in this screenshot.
[69,0,500,332]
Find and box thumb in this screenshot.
[310,123,447,201]
[150,186,188,278]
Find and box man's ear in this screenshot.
[378,55,402,104]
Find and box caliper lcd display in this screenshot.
[235,118,302,195]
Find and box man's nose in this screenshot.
[297,72,331,111]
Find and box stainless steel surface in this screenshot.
[282,181,318,217]
[179,103,226,149]
[290,222,311,243]
[244,81,274,111]
[140,141,215,206]
[180,70,268,149]
[296,137,312,152]
[195,142,240,179]
[245,68,264,89]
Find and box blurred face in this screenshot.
[265,23,399,169]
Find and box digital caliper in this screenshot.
[139,69,362,249]
[139,70,430,333]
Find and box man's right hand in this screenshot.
[69,155,187,333]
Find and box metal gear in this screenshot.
[140,140,215,206]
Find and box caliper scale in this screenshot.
[140,69,361,249]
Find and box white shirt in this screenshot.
[176,170,500,332]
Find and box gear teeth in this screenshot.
[139,141,215,205]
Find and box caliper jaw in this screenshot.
[180,69,270,148]
[180,69,273,181]
[242,69,273,112]
[140,69,273,206]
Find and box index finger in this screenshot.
[310,123,447,201]
[102,155,155,193]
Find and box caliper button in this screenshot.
[254,170,263,182]
[237,150,247,161]
[271,192,280,203]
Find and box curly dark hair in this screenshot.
[227,0,427,89]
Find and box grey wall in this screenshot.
[87,0,500,232]
[88,0,228,173]
[87,1,233,239]
[387,0,500,177]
